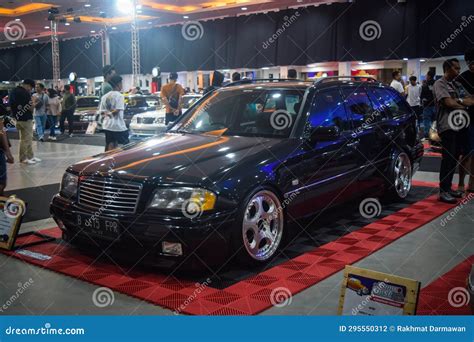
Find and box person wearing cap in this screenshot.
[9,79,40,164]
[161,72,185,125]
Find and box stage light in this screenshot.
[117,0,134,14]
[48,7,59,15]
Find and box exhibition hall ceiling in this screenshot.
[0,0,337,46]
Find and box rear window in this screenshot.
[76,97,99,108]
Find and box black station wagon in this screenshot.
[51,77,424,268]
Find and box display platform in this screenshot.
[2,183,459,315]
[418,255,473,315]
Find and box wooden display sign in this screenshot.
[338,266,420,316]
[0,196,26,250]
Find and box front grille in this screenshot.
[78,178,142,214]
[136,117,156,124]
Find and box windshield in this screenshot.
[182,96,201,109]
[76,97,99,108]
[170,88,304,138]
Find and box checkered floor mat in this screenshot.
[3,185,457,315]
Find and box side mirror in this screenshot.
[309,126,341,143]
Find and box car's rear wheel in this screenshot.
[235,188,284,264]
[386,151,412,200]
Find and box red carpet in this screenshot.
[418,255,473,315]
[4,194,457,315]
[423,142,441,158]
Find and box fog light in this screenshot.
[162,241,183,256]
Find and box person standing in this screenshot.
[204,71,224,95]
[433,58,474,203]
[9,79,40,164]
[33,83,48,142]
[98,75,129,152]
[161,72,185,125]
[421,70,436,138]
[60,85,76,137]
[287,69,297,79]
[406,76,422,122]
[0,118,14,195]
[457,48,474,193]
[390,70,405,96]
[232,72,241,82]
[47,89,61,141]
[101,65,116,98]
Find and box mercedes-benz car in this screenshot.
[129,94,202,137]
[72,96,100,131]
[50,77,423,268]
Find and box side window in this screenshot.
[368,88,393,120]
[341,87,376,129]
[374,88,411,117]
[308,88,351,131]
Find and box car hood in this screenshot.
[71,132,283,185]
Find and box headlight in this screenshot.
[61,173,78,198]
[148,188,216,212]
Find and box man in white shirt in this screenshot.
[98,75,129,151]
[390,70,405,95]
[406,76,422,120]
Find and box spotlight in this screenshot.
[48,7,59,15]
[73,16,81,23]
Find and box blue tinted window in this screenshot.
[341,87,375,129]
[309,89,350,131]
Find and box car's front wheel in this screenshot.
[386,151,412,200]
[234,188,285,264]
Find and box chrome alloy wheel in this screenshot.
[394,152,412,199]
[242,190,284,261]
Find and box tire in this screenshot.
[385,151,412,200]
[231,187,285,265]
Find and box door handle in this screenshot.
[346,139,360,148]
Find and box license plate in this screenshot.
[76,214,121,239]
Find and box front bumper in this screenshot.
[50,194,237,268]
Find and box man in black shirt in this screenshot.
[457,48,474,192]
[421,70,436,138]
[9,79,40,164]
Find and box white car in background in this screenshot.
[129,94,202,137]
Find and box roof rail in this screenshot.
[313,76,377,85]
[224,78,308,87]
